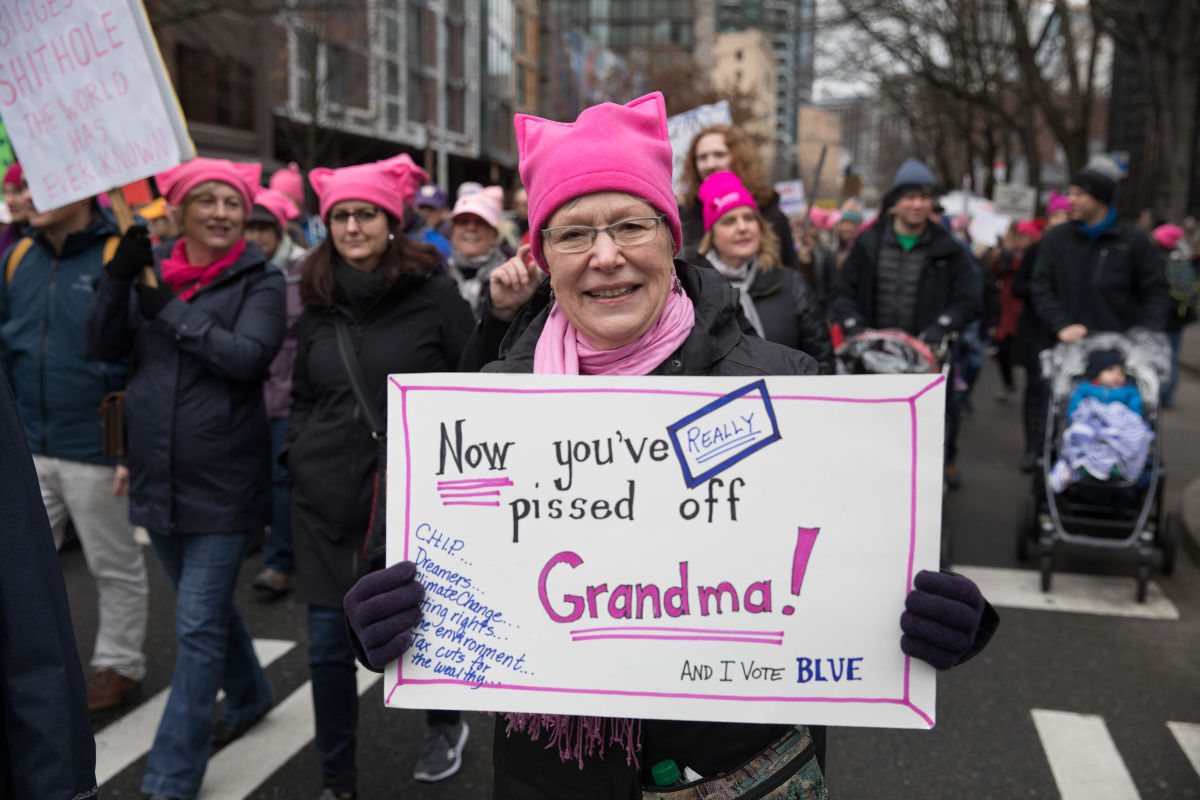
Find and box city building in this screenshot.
[711,30,778,168]
[796,104,842,203]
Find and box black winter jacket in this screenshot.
[479,260,819,798]
[1030,218,1168,336]
[284,266,473,608]
[683,250,835,373]
[1011,241,1054,369]
[87,242,286,535]
[828,218,981,340]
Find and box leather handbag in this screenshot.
[97,391,127,460]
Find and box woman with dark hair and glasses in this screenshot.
[282,154,474,799]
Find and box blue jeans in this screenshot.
[1163,329,1182,406]
[142,531,273,800]
[309,604,359,793]
[264,417,295,573]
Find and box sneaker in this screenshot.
[1019,451,1038,473]
[317,789,356,800]
[413,720,469,782]
[86,668,141,711]
[943,462,962,491]
[212,703,270,748]
[252,567,294,599]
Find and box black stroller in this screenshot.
[1016,331,1179,601]
[836,329,954,566]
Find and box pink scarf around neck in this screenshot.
[160,238,246,301]
[532,282,695,375]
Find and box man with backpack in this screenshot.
[0,195,149,711]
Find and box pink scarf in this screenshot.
[160,238,246,302]
[532,282,695,375]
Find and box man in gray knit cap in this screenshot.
[1030,155,1168,345]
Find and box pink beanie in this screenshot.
[155,158,261,211]
[1153,224,1184,251]
[515,91,681,272]
[308,153,429,224]
[1046,190,1071,216]
[699,171,755,231]
[1016,220,1041,240]
[3,162,22,187]
[450,185,503,229]
[253,187,302,230]
[269,162,305,205]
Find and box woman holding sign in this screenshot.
[283,154,475,798]
[87,158,284,800]
[344,93,998,799]
[685,170,835,373]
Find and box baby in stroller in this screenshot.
[1049,349,1155,493]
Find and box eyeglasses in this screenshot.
[330,206,382,226]
[542,215,665,254]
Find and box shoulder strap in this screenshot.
[102,235,120,266]
[333,315,386,437]
[5,236,34,285]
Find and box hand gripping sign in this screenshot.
[385,372,945,729]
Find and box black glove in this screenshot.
[900,570,987,670]
[135,281,174,320]
[343,561,424,671]
[107,225,153,282]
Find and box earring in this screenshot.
[673,272,682,295]
[548,287,555,302]
[388,232,395,241]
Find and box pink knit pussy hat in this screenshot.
[1046,190,1071,215]
[155,158,262,210]
[699,171,755,231]
[449,185,503,229]
[309,153,430,224]
[515,91,681,272]
[253,187,302,230]
[1153,224,1184,251]
[269,162,305,206]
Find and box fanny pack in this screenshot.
[641,725,827,800]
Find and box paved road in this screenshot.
[70,362,1200,799]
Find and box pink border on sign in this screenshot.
[388,375,945,727]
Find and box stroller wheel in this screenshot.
[1016,497,1037,562]
[1158,513,1180,576]
[1135,562,1151,603]
[1039,552,1053,593]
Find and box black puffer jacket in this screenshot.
[1030,218,1168,336]
[683,250,835,373]
[284,265,473,609]
[87,242,285,535]
[828,217,980,340]
[480,260,819,798]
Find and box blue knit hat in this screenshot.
[891,158,937,194]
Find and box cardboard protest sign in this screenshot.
[384,373,945,729]
[774,179,806,219]
[968,209,1012,248]
[992,182,1037,220]
[667,101,731,197]
[0,0,194,211]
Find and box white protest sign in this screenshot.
[992,183,1037,220]
[774,179,806,218]
[384,372,945,730]
[968,209,1012,247]
[0,0,194,211]
[667,100,731,197]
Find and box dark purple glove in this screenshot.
[343,561,424,671]
[900,570,985,670]
[135,281,174,320]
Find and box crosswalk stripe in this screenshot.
[1032,709,1140,799]
[955,565,1179,620]
[95,639,297,785]
[197,667,382,799]
[1167,721,1200,780]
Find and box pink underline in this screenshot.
[908,374,946,402]
[442,501,500,507]
[402,389,412,563]
[397,384,917,404]
[439,491,501,498]
[571,634,783,645]
[436,478,514,489]
[569,625,785,636]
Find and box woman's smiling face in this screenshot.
[543,192,674,351]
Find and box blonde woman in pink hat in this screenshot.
[342,93,998,799]
[445,185,510,317]
[686,171,835,373]
[283,153,474,797]
[87,158,285,800]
